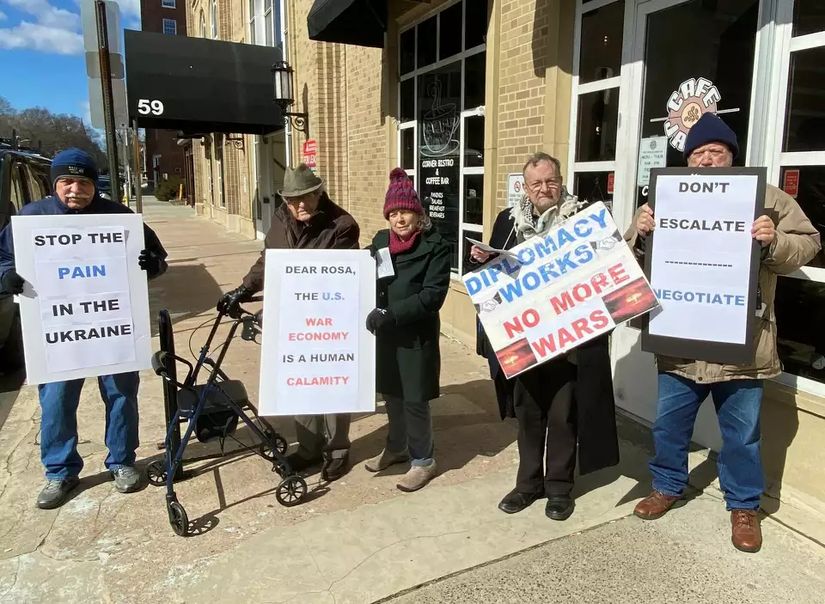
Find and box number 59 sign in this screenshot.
[137,99,165,116]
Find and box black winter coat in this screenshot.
[369,229,451,402]
[474,208,620,475]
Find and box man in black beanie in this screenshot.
[0,148,168,509]
[626,113,820,552]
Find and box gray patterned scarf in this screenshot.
[510,187,581,242]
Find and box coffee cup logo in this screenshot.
[421,79,460,158]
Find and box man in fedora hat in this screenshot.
[218,163,360,481]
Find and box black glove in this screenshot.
[217,285,254,315]
[0,270,25,295]
[138,249,166,279]
[365,307,395,334]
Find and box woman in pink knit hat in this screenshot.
[364,168,451,491]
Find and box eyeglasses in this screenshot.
[689,146,729,160]
[527,177,562,191]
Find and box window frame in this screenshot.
[397,0,487,277]
[161,0,176,8]
[162,18,177,35]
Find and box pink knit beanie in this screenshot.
[383,168,424,218]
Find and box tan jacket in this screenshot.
[626,184,821,383]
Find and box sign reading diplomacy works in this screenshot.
[12,214,152,384]
[464,202,658,379]
[642,167,766,364]
[258,250,376,416]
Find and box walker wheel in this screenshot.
[168,501,189,536]
[275,475,307,507]
[147,460,167,486]
[261,435,288,461]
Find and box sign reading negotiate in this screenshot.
[464,202,658,378]
[12,214,152,384]
[258,249,376,416]
[642,167,765,364]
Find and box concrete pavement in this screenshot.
[0,198,824,603]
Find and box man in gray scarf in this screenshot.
[470,152,619,521]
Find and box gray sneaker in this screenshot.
[36,477,79,509]
[111,466,142,493]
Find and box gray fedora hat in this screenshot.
[278,163,324,198]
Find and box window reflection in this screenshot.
[783,47,825,153]
[575,90,619,162]
[579,1,624,84]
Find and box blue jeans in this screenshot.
[384,396,434,467]
[650,372,764,510]
[39,372,140,479]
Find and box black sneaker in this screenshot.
[321,454,350,482]
[498,489,542,514]
[36,477,80,509]
[545,494,575,521]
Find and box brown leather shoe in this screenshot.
[633,490,681,520]
[730,509,762,553]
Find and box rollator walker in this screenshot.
[148,298,307,536]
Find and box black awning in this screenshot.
[307,0,387,48]
[125,30,283,135]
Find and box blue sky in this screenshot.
[0,0,141,120]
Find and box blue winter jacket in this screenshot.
[0,195,167,289]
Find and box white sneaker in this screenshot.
[397,461,437,492]
[112,466,142,493]
[364,449,409,473]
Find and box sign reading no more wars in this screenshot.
[464,202,659,378]
[642,167,765,364]
[11,214,152,384]
[258,249,376,416]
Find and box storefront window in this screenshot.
[400,28,415,75]
[417,16,437,69]
[464,51,486,109]
[400,4,487,274]
[775,278,825,384]
[782,46,825,153]
[465,0,487,49]
[575,89,619,162]
[579,1,624,84]
[440,2,463,61]
[778,166,825,267]
[573,172,613,211]
[792,0,825,38]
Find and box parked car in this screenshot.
[0,147,51,370]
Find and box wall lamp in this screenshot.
[272,61,309,137]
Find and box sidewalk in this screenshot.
[0,198,824,602]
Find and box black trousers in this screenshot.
[513,358,577,497]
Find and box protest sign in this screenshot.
[642,167,765,363]
[258,249,376,416]
[464,202,658,379]
[11,214,151,384]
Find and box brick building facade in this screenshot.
[139,0,188,194]
[185,0,825,510]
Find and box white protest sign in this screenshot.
[646,173,759,345]
[258,249,376,416]
[11,214,152,384]
[463,202,658,378]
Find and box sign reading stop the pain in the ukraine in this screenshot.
[258,249,376,416]
[11,214,152,384]
[464,202,658,378]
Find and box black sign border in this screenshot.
[641,166,766,365]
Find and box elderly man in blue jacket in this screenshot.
[0,148,167,509]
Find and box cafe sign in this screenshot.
[664,77,722,152]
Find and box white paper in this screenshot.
[258,250,376,416]
[647,173,757,344]
[376,247,394,278]
[12,215,152,384]
[637,136,668,187]
[465,237,515,257]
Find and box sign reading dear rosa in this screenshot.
[464,203,658,379]
[258,249,376,416]
[11,214,152,384]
